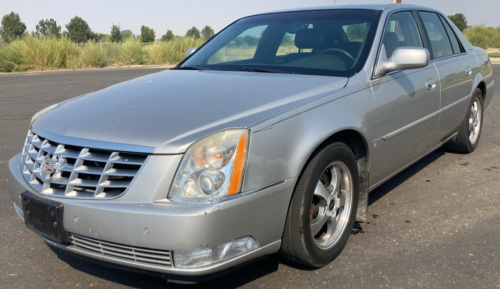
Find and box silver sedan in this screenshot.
[7,4,494,283]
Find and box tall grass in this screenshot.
[6,26,498,73]
[147,37,204,65]
[0,36,205,72]
[464,25,500,49]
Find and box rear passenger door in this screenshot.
[417,11,475,140]
[370,11,441,187]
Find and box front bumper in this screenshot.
[7,154,294,279]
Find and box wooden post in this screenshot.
[393,0,402,3]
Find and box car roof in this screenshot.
[248,4,439,17]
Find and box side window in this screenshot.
[208,25,268,65]
[440,15,463,54]
[418,12,454,59]
[383,12,423,58]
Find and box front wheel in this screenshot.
[281,142,359,267]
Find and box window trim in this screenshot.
[179,9,383,77]
[372,9,428,80]
[415,10,468,62]
[438,14,466,54]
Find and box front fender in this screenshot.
[242,84,376,193]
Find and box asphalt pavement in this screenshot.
[0,67,499,289]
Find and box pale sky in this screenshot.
[1,0,499,37]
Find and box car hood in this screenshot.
[32,70,347,154]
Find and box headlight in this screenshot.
[168,129,249,202]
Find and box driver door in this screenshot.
[369,11,441,187]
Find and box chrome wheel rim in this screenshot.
[469,97,482,144]
[310,161,353,250]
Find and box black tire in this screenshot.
[447,88,484,153]
[281,142,359,267]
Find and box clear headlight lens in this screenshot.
[168,129,249,202]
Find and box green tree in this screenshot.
[186,26,201,39]
[110,24,122,43]
[0,12,26,43]
[140,25,155,42]
[201,25,215,40]
[160,29,174,42]
[94,33,110,43]
[66,16,93,43]
[35,18,61,38]
[448,13,468,32]
[120,30,134,40]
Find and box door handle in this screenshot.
[426,79,437,91]
[465,67,472,76]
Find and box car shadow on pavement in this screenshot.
[47,147,448,288]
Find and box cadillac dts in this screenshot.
[7,4,494,282]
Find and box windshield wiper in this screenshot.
[241,67,295,74]
[174,66,208,70]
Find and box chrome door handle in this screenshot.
[426,79,437,91]
[466,67,472,76]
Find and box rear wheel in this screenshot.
[281,142,359,267]
[447,88,484,153]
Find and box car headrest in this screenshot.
[383,32,400,57]
[295,29,324,49]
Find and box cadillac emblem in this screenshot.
[40,154,65,182]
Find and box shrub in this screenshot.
[463,25,500,49]
[146,37,205,65]
[0,35,205,72]
[0,36,79,71]
[116,38,145,65]
[79,42,108,68]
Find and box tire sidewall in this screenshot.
[299,143,360,266]
[464,90,484,152]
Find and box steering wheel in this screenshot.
[319,48,356,63]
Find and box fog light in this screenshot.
[218,236,258,262]
[173,236,259,269]
[173,248,212,269]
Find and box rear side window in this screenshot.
[382,12,423,58]
[418,12,453,59]
[439,15,463,54]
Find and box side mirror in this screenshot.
[375,46,430,76]
[185,47,198,58]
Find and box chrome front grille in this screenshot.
[69,233,172,267]
[21,130,148,199]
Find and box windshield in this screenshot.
[178,9,381,77]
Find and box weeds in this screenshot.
[4,26,498,73]
[464,25,500,49]
[0,36,205,72]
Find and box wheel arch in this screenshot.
[472,72,487,102]
[477,81,486,100]
[302,129,370,175]
[292,128,370,222]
